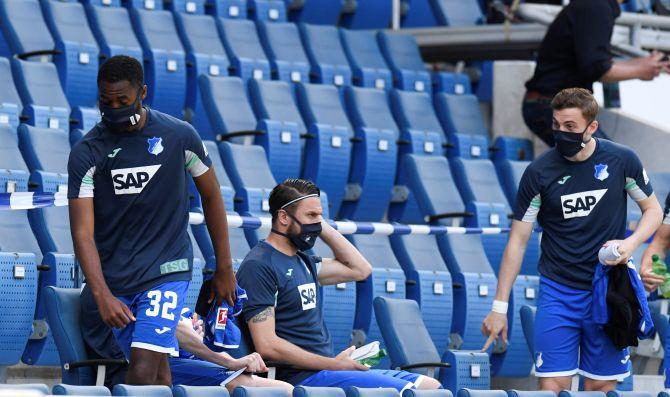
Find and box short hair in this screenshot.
[551,88,599,122]
[269,179,320,222]
[97,55,144,88]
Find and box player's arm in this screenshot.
[69,198,135,328]
[247,307,367,371]
[481,220,534,351]
[640,222,670,291]
[317,221,372,286]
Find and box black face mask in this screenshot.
[272,212,322,251]
[552,123,592,157]
[99,89,142,132]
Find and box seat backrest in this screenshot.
[175,13,228,58]
[53,384,111,396]
[232,387,289,397]
[346,387,402,397]
[349,234,402,271]
[86,5,143,60]
[508,391,554,397]
[433,0,484,26]
[496,160,530,208]
[454,158,511,212]
[295,83,353,133]
[441,234,494,275]
[220,142,276,191]
[345,86,398,138]
[44,1,98,50]
[519,305,536,357]
[0,209,43,263]
[18,125,69,174]
[249,79,306,134]
[132,9,185,53]
[294,386,346,397]
[0,57,24,120]
[403,390,454,397]
[218,18,268,64]
[377,32,426,73]
[199,76,257,138]
[112,385,173,396]
[173,385,230,397]
[340,29,390,72]
[32,206,73,255]
[0,125,29,172]
[203,140,233,189]
[457,390,507,397]
[434,93,487,137]
[395,234,449,273]
[556,393,606,397]
[0,384,50,395]
[390,90,443,136]
[300,24,350,71]
[373,296,441,368]
[257,21,309,65]
[12,58,70,110]
[0,0,54,57]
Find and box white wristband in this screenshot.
[492,300,508,315]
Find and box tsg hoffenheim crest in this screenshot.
[594,163,609,181]
[147,137,164,156]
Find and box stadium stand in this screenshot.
[113,384,173,396]
[287,0,343,25]
[186,229,205,311]
[0,57,22,132]
[198,75,258,141]
[457,390,506,397]
[0,384,50,394]
[256,21,310,84]
[247,0,287,22]
[85,4,143,63]
[299,24,353,88]
[377,32,432,93]
[294,386,346,397]
[346,388,399,397]
[125,0,164,10]
[217,18,271,82]
[339,29,393,91]
[339,1,392,30]
[53,384,112,395]
[233,386,287,397]
[205,0,246,18]
[169,0,207,15]
[173,385,231,397]
[432,0,485,27]
[0,124,30,193]
[0,0,55,60]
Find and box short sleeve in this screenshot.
[664,193,670,225]
[513,165,542,223]
[183,125,213,178]
[623,150,653,202]
[237,260,278,323]
[67,143,96,199]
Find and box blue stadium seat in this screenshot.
[607,393,652,397]
[0,57,23,131]
[0,125,30,193]
[173,385,230,397]
[349,234,406,367]
[558,393,606,397]
[389,234,453,352]
[113,385,173,396]
[346,388,398,397]
[0,0,55,59]
[339,1,391,29]
[519,305,536,357]
[248,0,287,22]
[401,0,438,28]
[434,93,488,140]
[299,24,352,88]
[377,32,431,93]
[217,18,271,82]
[294,83,352,217]
[18,125,69,194]
[169,0,206,14]
[288,1,343,25]
[125,0,164,10]
[53,384,112,396]
[294,386,346,397]
[309,239,356,352]
[232,387,287,397]
[431,0,485,26]
[85,4,143,62]
[403,391,454,397]
[41,0,99,110]
[130,8,187,118]
[257,21,310,84]
[81,0,122,6]
[198,75,257,142]
[0,384,50,394]
[433,72,473,95]
[457,390,506,397]
[341,86,401,221]
[11,59,70,130]
[492,136,534,162]
[186,228,205,311]
[508,391,554,397]
[247,79,303,182]
[206,0,247,19]
[174,13,230,136]
[339,29,393,91]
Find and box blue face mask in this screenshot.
[99,89,142,132]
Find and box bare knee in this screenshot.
[583,378,617,392]
[126,349,166,385]
[539,376,572,394]
[126,361,159,385]
[418,376,442,390]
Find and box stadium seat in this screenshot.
[294,83,353,217]
[558,393,606,397]
[374,297,490,391]
[519,305,536,357]
[81,0,122,7]
[11,59,70,130]
[346,388,398,397]
[339,1,392,29]
[173,385,230,397]
[348,234,406,367]
[401,0,439,28]
[294,386,346,397]
[113,385,173,396]
[389,234,453,352]
[491,136,534,162]
[45,287,127,386]
[377,32,431,93]
[217,18,271,82]
[53,384,112,396]
[206,0,247,19]
[434,93,488,140]
[85,4,144,62]
[0,384,50,395]
[169,0,206,14]
[404,391,454,397]
[125,0,164,10]
[0,125,30,193]
[288,1,343,25]
[607,393,653,397]
[186,228,205,311]
[431,0,485,26]
[507,391,555,397]
[18,125,69,194]
[457,390,506,397]
[309,239,356,352]
[247,79,303,182]
[233,387,288,397]
[130,8,187,118]
[299,24,353,88]
[41,0,100,110]
[257,21,310,84]
[0,0,55,59]
[339,29,393,91]
[198,75,258,142]
[340,86,401,221]
[433,72,473,95]
[174,13,230,136]
[0,57,24,131]
[247,0,287,22]
[494,159,530,209]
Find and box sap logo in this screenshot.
[561,189,607,219]
[298,282,317,311]
[111,165,161,195]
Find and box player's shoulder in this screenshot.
[238,242,276,273]
[598,138,636,156]
[526,147,559,173]
[69,125,105,161]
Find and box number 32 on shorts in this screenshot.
[145,290,178,320]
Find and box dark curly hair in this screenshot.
[97,55,144,88]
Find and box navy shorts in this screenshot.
[299,369,426,392]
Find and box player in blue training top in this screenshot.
[68,55,237,386]
[481,88,663,393]
[237,179,442,391]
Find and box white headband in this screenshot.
[280,194,319,210]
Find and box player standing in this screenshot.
[482,88,662,392]
[68,55,237,386]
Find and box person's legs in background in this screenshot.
[522,97,555,146]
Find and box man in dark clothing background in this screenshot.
[523,0,669,146]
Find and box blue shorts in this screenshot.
[534,277,630,380]
[299,369,427,392]
[112,281,189,359]
[169,357,237,386]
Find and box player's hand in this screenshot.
[209,266,237,306]
[231,353,267,373]
[97,293,135,328]
[640,259,666,292]
[193,318,205,338]
[602,239,634,265]
[481,311,508,352]
[330,346,369,371]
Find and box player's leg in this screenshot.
[126,348,167,385]
[226,374,293,395]
[538,376,572,394]
[155,353,172,386]
[582,378,617,393]
[579,314,630,392]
